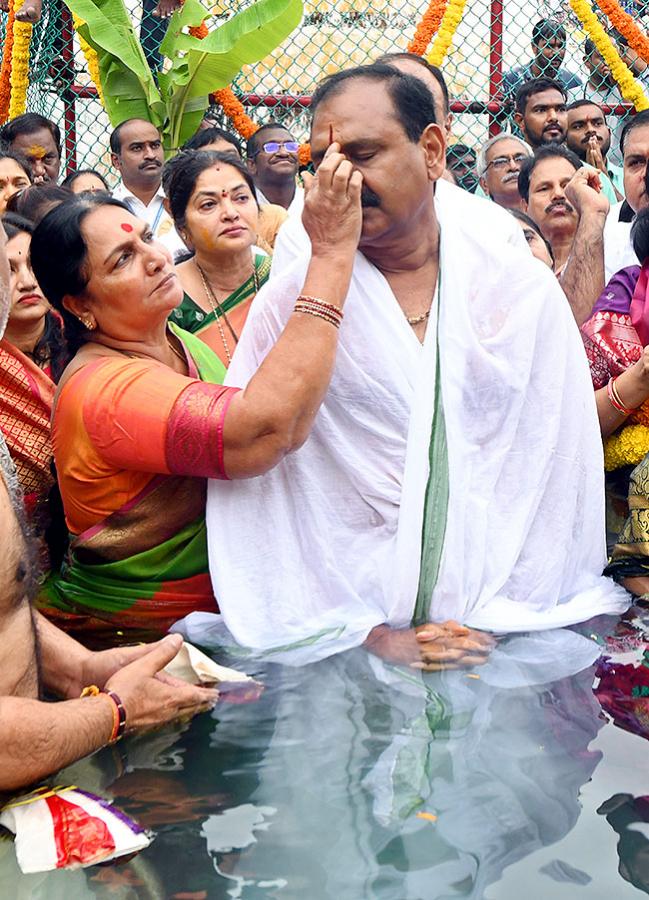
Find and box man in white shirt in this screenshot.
[110,118,185,258]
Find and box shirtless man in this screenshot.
[0,222,218,792]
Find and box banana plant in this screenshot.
[65,0,303,152]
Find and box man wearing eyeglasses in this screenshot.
[477,134,533,212]
[246,123,304,214]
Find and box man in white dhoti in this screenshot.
[180,64,630,666]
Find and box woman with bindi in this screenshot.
[165,151,271,367]
[31,148,361,637]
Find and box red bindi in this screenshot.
[120,222,133,232]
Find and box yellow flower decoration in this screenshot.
[72,14,105,107]
[9,0,33,120]
[427,0,468,67]
[604,424,649,471]
[569,0,649,111]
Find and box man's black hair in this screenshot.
[376,52,450,116]
[567,98,607,117]
[183,126,242,156]
[246,121,295,159]
[621,109,649,155]
[109,118,159,155]
[531,19,566,46]
[584,37,597,57]
[310,64,438,143]
[0,113,61,154]
[517,144,581,202]
[515,77,567,115]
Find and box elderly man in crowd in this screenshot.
[246,121,303,214]
[604,110,649,280]
[0,219,218,793]
[110,117,185,258]
[0,113,61,184]
[477,133,532,211]
[519,144,609,323]
[567,99,624,197]
[179,64,628,666]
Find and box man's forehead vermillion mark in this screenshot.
[120,223,134,232]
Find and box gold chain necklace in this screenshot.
[406,309,431,326]
[195,255,259,365]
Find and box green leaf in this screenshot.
[163,0,302,147]
[65,0,161,126]
[70,0,303,153]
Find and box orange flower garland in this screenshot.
[595,0,649,66]
[212,86,259,139]
[0,0,17,124]
[189,21,208,38]
[408,0,448,55]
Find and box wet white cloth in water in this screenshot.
[179,186,629,660]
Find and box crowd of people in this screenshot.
[1,24,649,790]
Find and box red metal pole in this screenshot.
[60,5,77,174]
[488,0,504,137]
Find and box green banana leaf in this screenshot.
[67,0,303,153]
[161,0,303,148]
[65,0,163,128]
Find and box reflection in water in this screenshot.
[599,793,649,896]
[3,618,649,898]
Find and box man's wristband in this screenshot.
[80,685,127,744]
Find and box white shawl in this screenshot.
[180,192,629,659]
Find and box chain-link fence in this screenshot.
[2,0,649,184]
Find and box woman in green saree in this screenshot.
[165,151,271,368]
[31,148,362,639]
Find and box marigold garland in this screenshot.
[407,0,448,56]
[8,0,32,120]
[427,0,468,67]
[595,0,649,68]
[569,0,649,111]
[212,87,259,140]
[72,14,105,107]
[189,21,209,39]
[605,423,649,470]
[631,399,649,428]
[0,0,17,124]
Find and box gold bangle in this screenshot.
[294,299,343,326]
[294,305,341,328]
[296,294,344,318]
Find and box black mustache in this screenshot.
[139,160,161,169]
[545,201,574,215]
[361,187,381,208]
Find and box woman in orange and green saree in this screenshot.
[165,151,271,368]
[31,151,362,640]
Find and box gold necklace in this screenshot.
[406,309,431,326]
[195,255,259,365]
